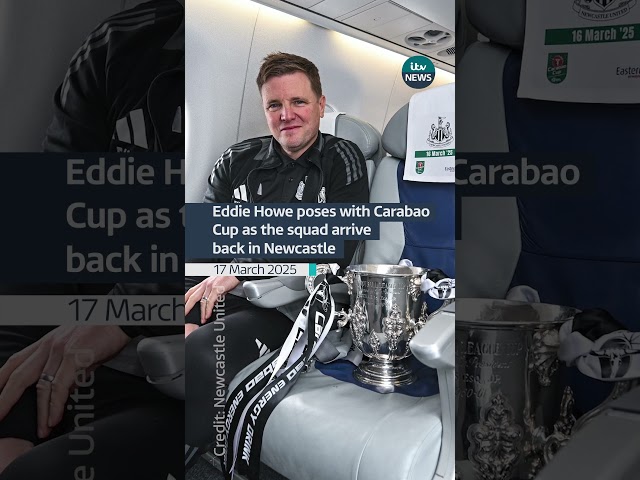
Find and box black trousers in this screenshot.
[0,327,183,480]
[184,277,292,465]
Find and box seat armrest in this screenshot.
[410,302,455,480]
[243,277,308,308]
[137,334,184,400]
[536,385,640,480]
[410,302,455,369]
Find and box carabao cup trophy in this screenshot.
[455,299,578,480]
[309,264,450,387]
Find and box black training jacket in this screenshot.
[43,0,184,153]
[203,133,370,267]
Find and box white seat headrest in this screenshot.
[334,114,381,160]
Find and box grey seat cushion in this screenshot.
[230,364,442,480]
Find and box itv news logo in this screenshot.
[402,56,436,89]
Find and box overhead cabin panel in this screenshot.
[341,3,409,31]
[310,0,378,18]
[368,13,432,39]
[288,0,323,7]
[266,0,455,69]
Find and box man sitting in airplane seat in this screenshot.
[184,52,369,470]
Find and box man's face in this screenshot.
[260,71,326,160]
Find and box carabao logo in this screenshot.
[547,53,568,84]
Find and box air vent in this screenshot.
[404,29,453,50]
[437,46,455,57]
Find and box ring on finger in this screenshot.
[39,373,55,383]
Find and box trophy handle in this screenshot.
[337,269,354,296]
[335,309,350,328]
[414,302,429,332]
[410,276,422,301]
[543,386,576,463]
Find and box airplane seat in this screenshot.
[457,0,640,477]
[333,112,384,188]
[228,306,453,480]
[455,2,523,299]
[321,104,384,187]
[137,334,184,400]
[459,0,640,321]
[367,100,455,278]
[233,98,455,480]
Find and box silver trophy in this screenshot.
[455,299,578,480]
[310,264,431,387]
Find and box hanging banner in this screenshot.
[518,0,640,103]
[403,83,455,183]
[222,278,336,480]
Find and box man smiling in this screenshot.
[202,52,367,206]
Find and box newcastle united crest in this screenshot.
[427,116,453,148]
[573,0,637,21]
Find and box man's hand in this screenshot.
[0,326,130,439]
[184,276,240,324]
[184,323,199,338]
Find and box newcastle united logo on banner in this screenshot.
[427,116,454,148]
[573,0,637,21]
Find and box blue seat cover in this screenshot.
[397,161,455,313]
[504,52,640,412]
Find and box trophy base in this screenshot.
[354,358,416,387]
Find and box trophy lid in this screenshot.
[456,298,578,329]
